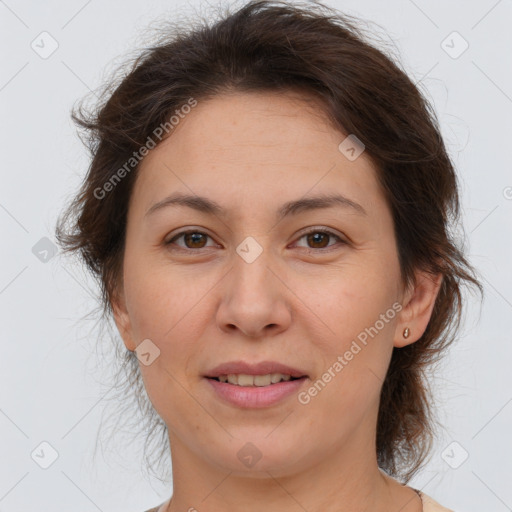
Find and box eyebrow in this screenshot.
[144,191,367,220]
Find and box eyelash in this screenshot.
[164,227,347,254]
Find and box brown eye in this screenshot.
[306,232,330,249]
[165,227,345,253]
[166,230,214,250]
[295,229,345,251]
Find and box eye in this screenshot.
[165,227,346,253]
[165,230,217,251]
[293,228,346,251]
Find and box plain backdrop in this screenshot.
[1,0,511,511]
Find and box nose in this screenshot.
[215,247,292,339]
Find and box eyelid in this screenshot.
[294,226,346,241]
[165,226,348,252]
[291,227,347,251]
[165,228,219,249]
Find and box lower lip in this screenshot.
[206,377,307,408]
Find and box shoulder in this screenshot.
[418,491,456,512]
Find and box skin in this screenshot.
[113,91,442,512]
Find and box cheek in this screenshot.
[124,267,204,424]
[293,257,399,412]
[295,256,399,340]
[123,258,207,343]
[296,276,396,436]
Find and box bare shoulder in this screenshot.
[419,491,456,512]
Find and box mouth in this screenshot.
[204,360,308,383]
[207,373,305,386]
[203,361,309,408]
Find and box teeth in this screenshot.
[215,373,296,386]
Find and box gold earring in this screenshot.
[403,327,410,339]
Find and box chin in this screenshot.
[204,435,313,476]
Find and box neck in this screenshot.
[163,432,418,512]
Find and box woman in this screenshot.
[55,1,482,510]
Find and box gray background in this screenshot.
[1,0,511,511]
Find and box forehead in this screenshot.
[131,91,385,221]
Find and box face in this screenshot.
[113,91,435,478]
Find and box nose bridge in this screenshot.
[216,235,291,337]
[231,235,277,303]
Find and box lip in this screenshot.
[203,360,309,409]
[204,360,308,379]
[206,376,308,408]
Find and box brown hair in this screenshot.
[55,0,483,483]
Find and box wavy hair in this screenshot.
[55,0,483,483]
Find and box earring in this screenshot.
[403,327,410,339]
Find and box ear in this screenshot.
[394,270,443,348]
[111,288,137,352]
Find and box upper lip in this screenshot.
[205,360,308,378]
